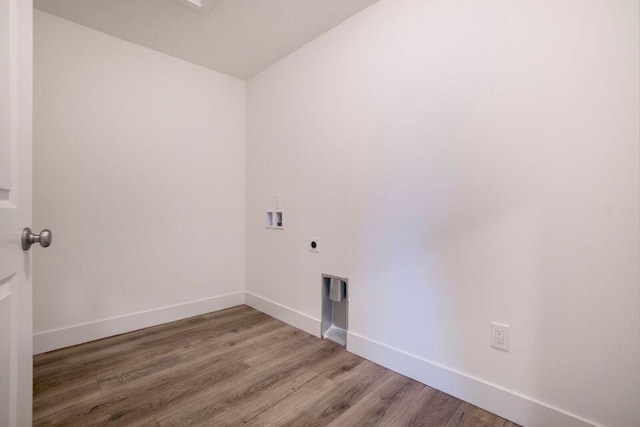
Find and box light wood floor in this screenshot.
[34,305,519,427]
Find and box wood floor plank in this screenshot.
[159,370,323,426]
[33,379,102,422]
[157,339,346,426]
[388,386,462,427]
[34,306,261,370]
[35,359,251,427]
[96,325,305,403]
[266,360,393,427]
[447,404,490,427]
[33,305,252,371]
[33,305,520,427]
[214,372,334,426]
[242,328,321,368]
[96,319,290,396]
[447,402,517,427]
[34,310,275,399]
[309,348,365,382]
[35,307,266,380]
[229,361,353,427]
[53,329,323,426]
[327,374,425,427]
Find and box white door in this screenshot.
[0,0,33,426]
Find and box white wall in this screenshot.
[246,1,640,426]
[33,11,246,352]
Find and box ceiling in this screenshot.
[34,0,379,79]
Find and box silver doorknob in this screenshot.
[22,228,52,251]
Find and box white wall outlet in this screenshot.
[491,322,510,351]
[309,238,319,253]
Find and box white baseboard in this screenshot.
[347,331,600,427]
[33,292,245,354]
[34,291,601,427]
[244,291,321,338]
[242,294,595,427]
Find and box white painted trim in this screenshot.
[33,292,245,354]
[347,331,600,427]
[33,290,602,427]
[244,291,320,338]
